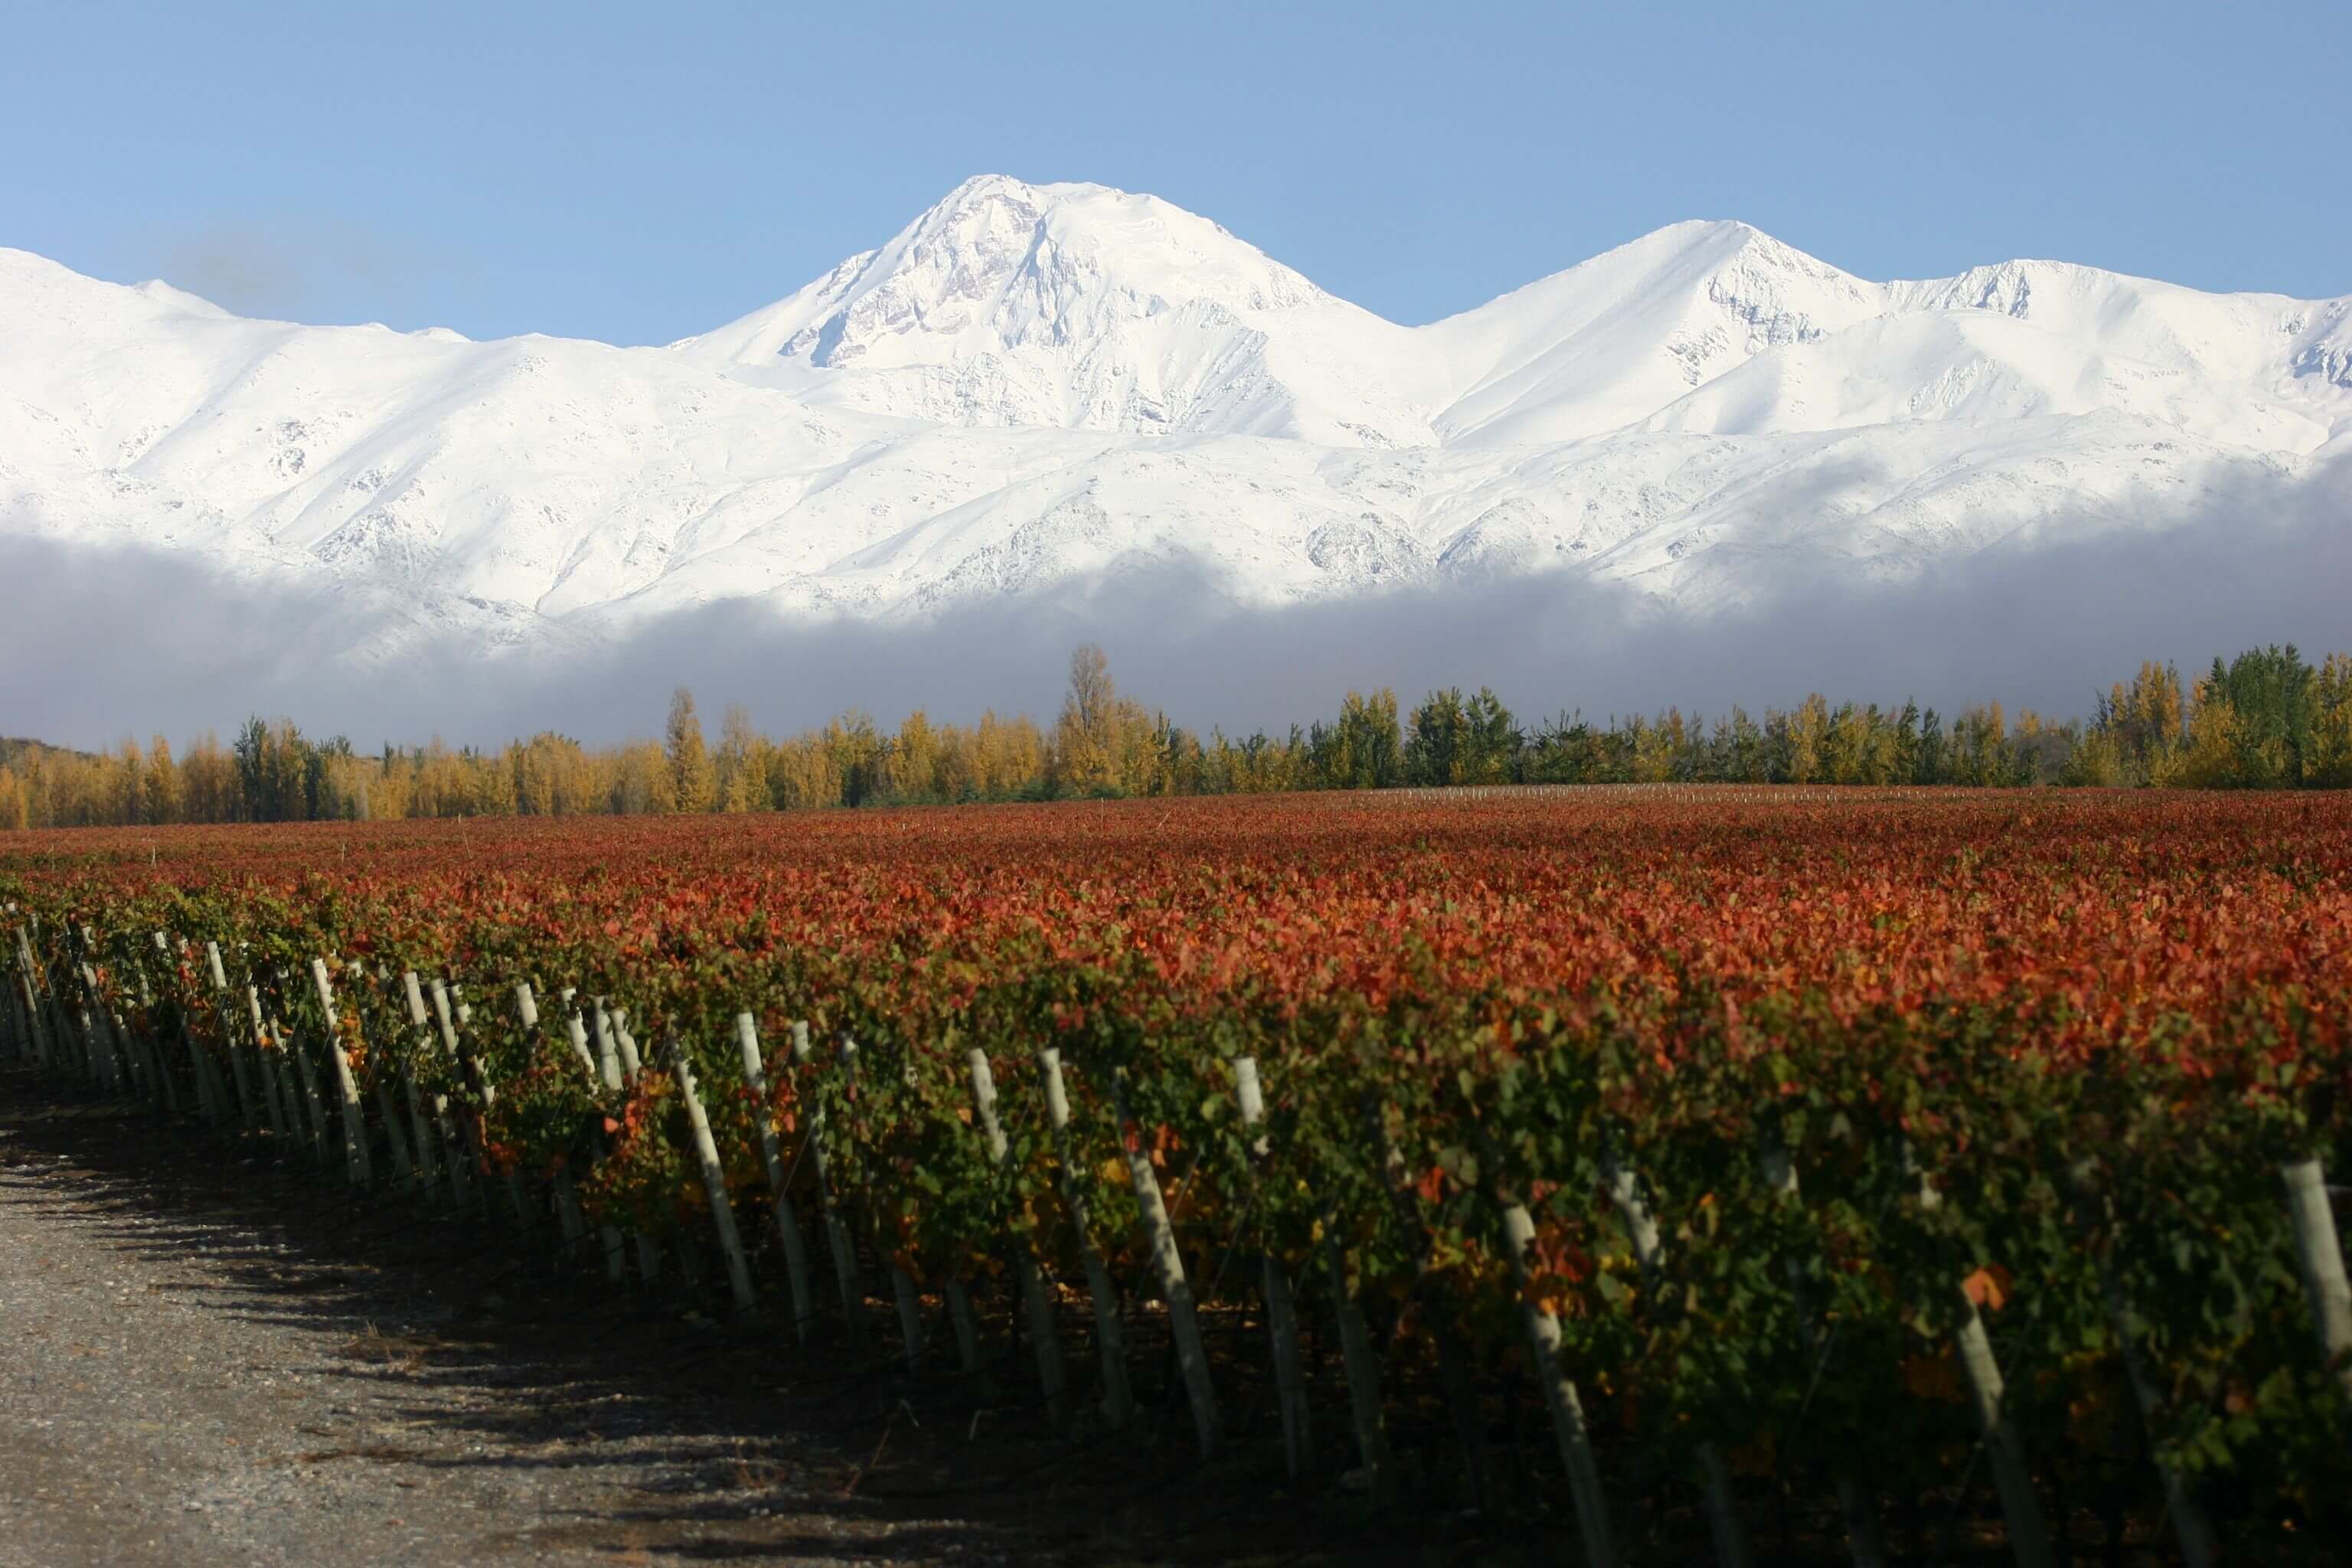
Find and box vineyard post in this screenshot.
[67,934,122,1097]
[587,1002,631,1285]
[609,1005,644,1077]
[969,1044,1071,1431]
[564,1011,604,1093]
[99,969,144,1100]
[2281,1155,2352,1408]
[1604,1151,1749,1568]
[400,971,467,1209]
[2065,1159,2218,1566]
[593,1003,623,1091]
[614,1007,662,1275]
[551,991,597,1080]
[1110,1064,1220,1460]
[1324,1231,1393,1502]
[246,985,298,1145]
[1903,1145,2053,1568]
[12,926,52,1070]
[1756,1142,1888,1568]
[609,1005,662,1285]
[204,942,260,1132]
[668,1034,757,1313]
[420,975,488,1215]
[1494,1197,1619,1568]
[789,1020,864,1341]
[1037,1046,1137,1429]
[1234,1057,1312,1479]
[736,1013,817,1343]
[430,978,495,1216]
[309,959,374,1187]
[1950,1285,2053,1568]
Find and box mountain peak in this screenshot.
[668,172,1421,441]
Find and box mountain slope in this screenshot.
[2,177,2347,662]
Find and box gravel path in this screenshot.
[0,1089,1018,1568]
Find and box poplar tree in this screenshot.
[665,687,716,813]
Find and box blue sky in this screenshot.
[5,0,2347,345]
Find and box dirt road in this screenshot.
[0,1089,1014,1567]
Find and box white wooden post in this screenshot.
[1037,1047,1135,1428]
[736,1013,816,1341]
[593,1003,624,1090]
[1952,1289,2053,1568]
[13,927,54,1070]
[609,1007,643,1077]
[1323,1233,1393,1502]
[586,1001,628,1282]
[1233,1057,1312,1478]
[77,962,126,1096]
[309,959,373,1186]
[563,1009,597,1081]
[400,971,466,1207]
[668,1036,756,1312]
[243,985,294,1142]
[969,1045,1070,1429]
[1495,1200,1617,1568]
[204,943,260,1131]
[2283,1156,2352,1407]
[1893,1152,2048,1568]
[1110,1066,1220,1459]
[602,1003,659,1285]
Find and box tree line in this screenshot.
[5,642,2350,828]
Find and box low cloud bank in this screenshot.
[5,478,2346,752]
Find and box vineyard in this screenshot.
[5,787,2350,1564]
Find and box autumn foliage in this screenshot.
[7,786,2350,1545]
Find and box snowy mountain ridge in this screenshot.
[3,173,2347,659]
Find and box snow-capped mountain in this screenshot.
[3,174,2347,658]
